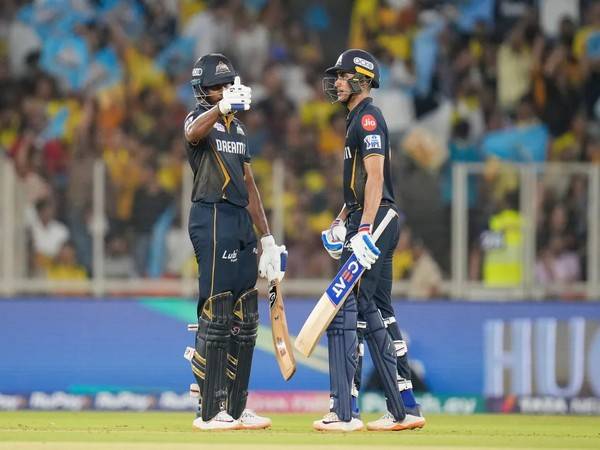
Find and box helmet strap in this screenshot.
[348,78,363,94]
[344,74,372,103]
[350,73,372,93]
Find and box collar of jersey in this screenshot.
[196,103,236,131]
[346,97,373,123]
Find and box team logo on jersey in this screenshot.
[213,122,225,132]
[361,114,377,131]
[215,61,231,75]
[236,125,245,136]
[353,57,374,70]
[364,134,382,150]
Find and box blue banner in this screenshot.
[1,298,599,400]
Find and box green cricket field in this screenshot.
[0,412,599,450]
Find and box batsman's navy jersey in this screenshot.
[343,97,394,211]
[184,106,250,207]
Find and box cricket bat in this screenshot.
[294,209,398,357]
[268,279,296,380]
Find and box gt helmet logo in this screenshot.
[215,61,231,75]
[361,114,377,131]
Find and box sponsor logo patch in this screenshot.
[192,67,203,77]
[361,114,377,131]
[364,134,382,150]
[221,249,238,263]
[335,54,343,67]
[213,122,225,132]
[236,125,245,136]
[353,56,374,70]
[216,139,246,155]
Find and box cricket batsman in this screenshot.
[183,53,287,430]
[316,49,426,431]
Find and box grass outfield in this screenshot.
[0,412,599,450]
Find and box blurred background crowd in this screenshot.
[1,0,600,298]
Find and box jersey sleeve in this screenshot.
[183,111,197,137]
[183,110,207,145]
[356,111,386,159]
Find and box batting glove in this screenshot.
[349,223,380,270]
[259,234,287,282]
[321,218,347,260]
[218,76,252,114]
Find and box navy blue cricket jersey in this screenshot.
[343,97,395,211]
[184,106,250,207]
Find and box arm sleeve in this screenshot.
[356,111,386,159]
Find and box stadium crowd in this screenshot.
[0,0,599,298]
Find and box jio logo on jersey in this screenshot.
[361,114,377,131]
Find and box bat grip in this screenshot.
[372,209,398,242]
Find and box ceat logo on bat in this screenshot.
[361,114,377,131]
[326,256,362,305]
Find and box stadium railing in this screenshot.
[0,157,598,300]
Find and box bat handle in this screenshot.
[372,208,398,242]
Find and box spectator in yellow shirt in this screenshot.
[47,242,88,281]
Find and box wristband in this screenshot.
[358,223,372,234]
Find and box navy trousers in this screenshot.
[188,201,258,313]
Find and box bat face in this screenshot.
[325,254,364,306]
[294,256,364,357]
[268,280,296,380]
[295,209,398,358]
[275,336,288,357]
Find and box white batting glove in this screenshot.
[321,218,347,260]
[218,76,252,114]
[259,235,287,282]
[349,223,380,270]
